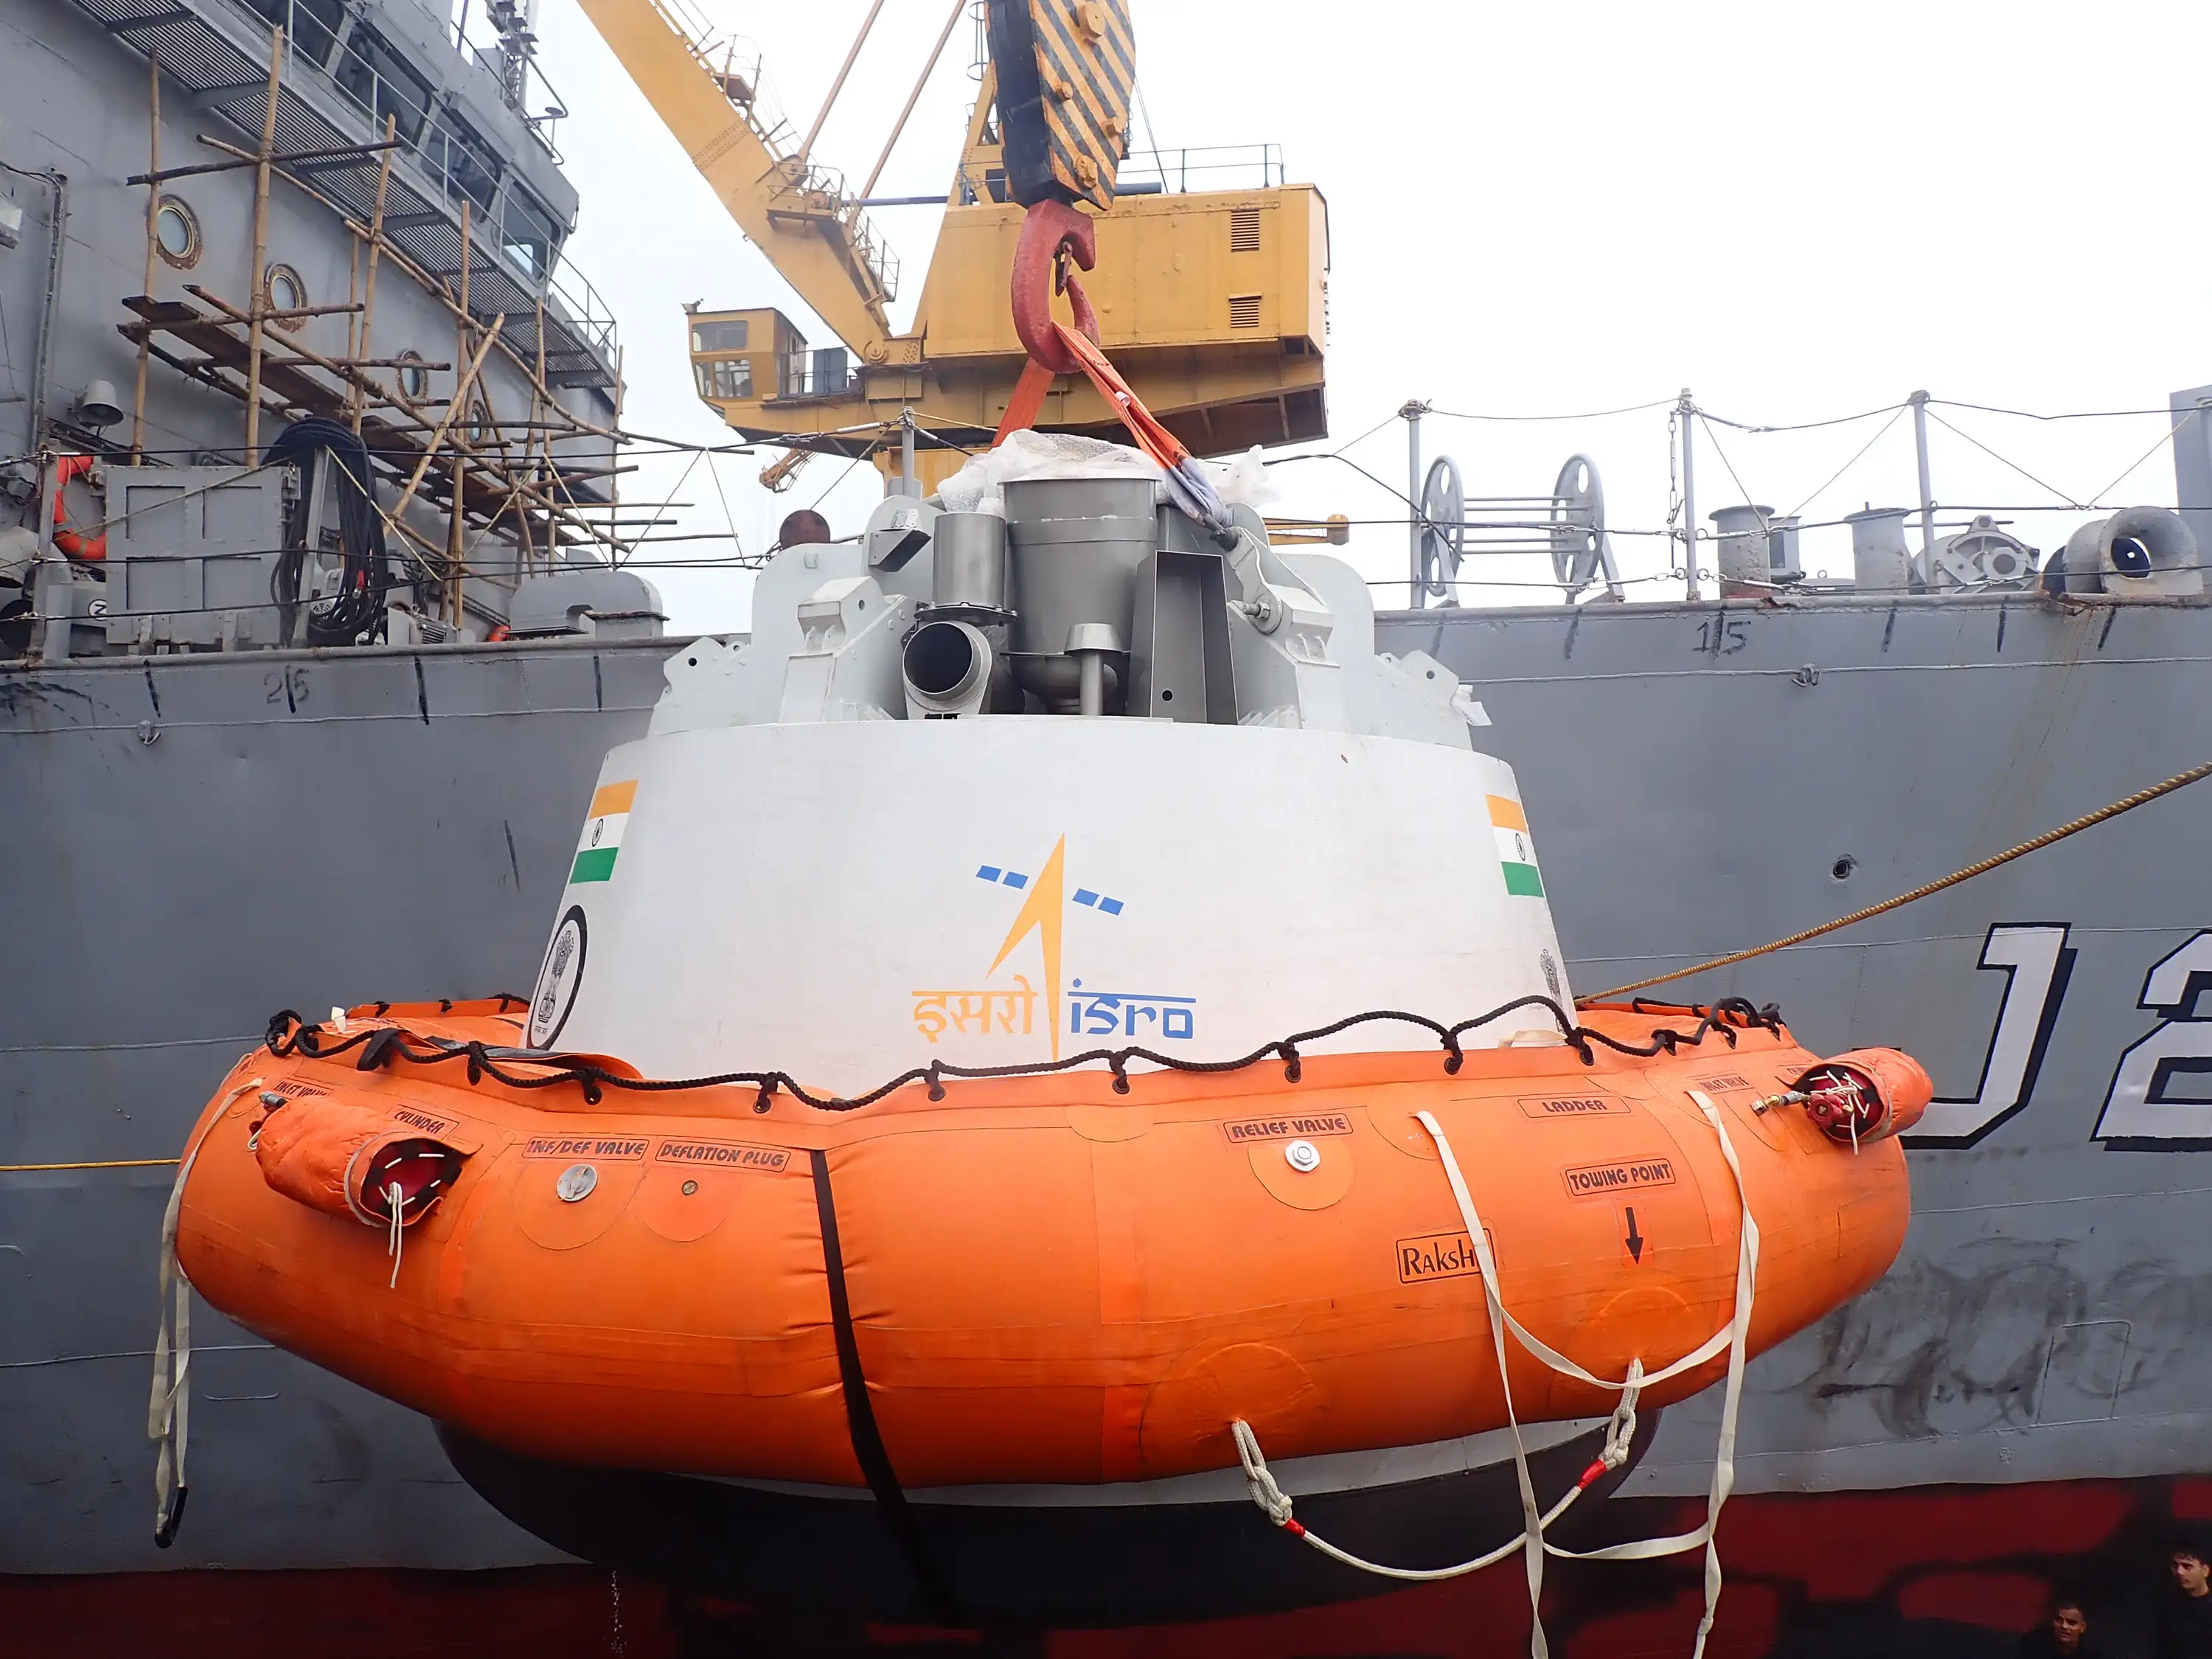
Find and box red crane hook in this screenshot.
[1009,199,1100,375]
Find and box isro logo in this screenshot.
[911,836,1199,1058]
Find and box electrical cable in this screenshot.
[266,419,391,644]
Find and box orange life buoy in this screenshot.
[50,453,105,561]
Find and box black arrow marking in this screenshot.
[1624,1207,1645,1264]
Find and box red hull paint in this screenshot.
[5,1478,2202,1658]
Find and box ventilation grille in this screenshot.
[1229,206,1262,252]
[1228,293,1262,329]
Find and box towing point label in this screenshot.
[1560,1157,1678,1200]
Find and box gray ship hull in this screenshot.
[7,590,2212,1652]
[2,638,662,1579]
[1385,592,2212,1506]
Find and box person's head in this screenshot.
[2171,1545,2210,1596]
[775,509,831,551]
[2048,1599,2087,1651]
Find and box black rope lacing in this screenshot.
[262,995,1784,1115]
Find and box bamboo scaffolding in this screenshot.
[465,341,536,581]
[352,114,396,433]
[241,29,284,465]
[389,314,502,529]
[127,296,608,557]
[521,288,546,574]
[180,285,440,396]
[129,135,406,187]
[610,344,625,552]
[344,229,359,381]
[195,134,625,448]
[122,96,644,581]
[448,198,473,624]
[131,57,160,462]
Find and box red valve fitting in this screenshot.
[1788,1048,1933,1146]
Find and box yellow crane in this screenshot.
[572,0,1329,490]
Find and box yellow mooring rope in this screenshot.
[1582,757,2212,1004]
[0,1158,182,1172]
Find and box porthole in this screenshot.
[263,263,306,330]
[154,197,200,269]
[465,393,493,447]
[394,349,428,402]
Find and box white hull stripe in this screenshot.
[695,1418,1604,1509]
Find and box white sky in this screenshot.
[532,0,2212,633]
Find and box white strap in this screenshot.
[1231,1419,1593,1582]
[1233,1086,1757,1659]
[151,1073,264,1545]
[1420,1105,1742,1393]
[386,1180,406,1289]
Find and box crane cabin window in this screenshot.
[691,321,748,355]
[693,358,753,400]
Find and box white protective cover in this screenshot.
[526,717,1573,1093]
[937,431,1279,518]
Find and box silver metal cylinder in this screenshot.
[1846,507,1914,594]
[929,512,1009,613]
[1004,477,1152,712]
[1067,622,1121,718]
[901,617,995,717]
[2062,507,2202,597]
[1710,504,1774,594]
[1004,477,1156,655]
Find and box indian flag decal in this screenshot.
[1489,793,1543,897]
[571,781,636,884]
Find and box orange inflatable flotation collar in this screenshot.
[168,995,1927,1627]
[49,453,105,561]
